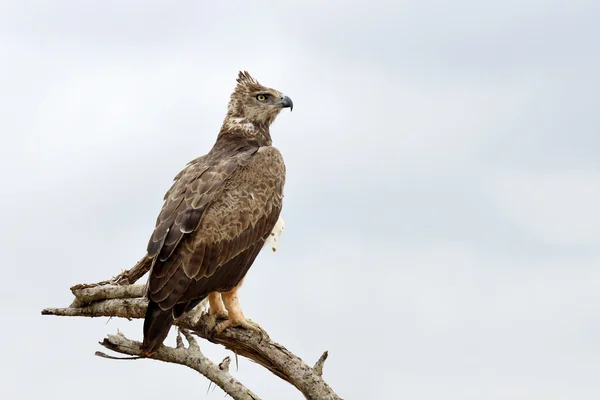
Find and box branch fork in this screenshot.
[42,256,341,400]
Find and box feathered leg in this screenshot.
[215,286,264,335]
[208,292,228,318]
[203,292,229,330]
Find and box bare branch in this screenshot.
[70,255,151,290]
[42,298,147,319]
[43,283,342,400]
[179,328,200,352]
[71,284,145,306]
[99,331,260,400]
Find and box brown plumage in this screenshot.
[142,71,292,355]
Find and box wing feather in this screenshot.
[146,145,285,311]
[185,243,205,277]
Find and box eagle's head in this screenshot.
[225,71,293,129]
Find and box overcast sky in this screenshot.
[2,1,600,399]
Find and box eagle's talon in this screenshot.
[204,310,229,335]
[244,319,269,341]
[214,319,233,335]
[214,318,265,337]
[207,327,218,341]
[204,313,218,332]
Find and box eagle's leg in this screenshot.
[215,287,264,336]
[208,292,228,319]
[202,292,229,331]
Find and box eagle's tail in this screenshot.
[142,301,175,356]
[142,297,207,356]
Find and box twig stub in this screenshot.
[313,351,329,377]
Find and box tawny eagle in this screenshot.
[142,71,292,355]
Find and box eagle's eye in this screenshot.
[256,94,267,102]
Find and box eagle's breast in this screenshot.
[196,146,285,251]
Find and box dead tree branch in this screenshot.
[43,277,341,400]
[69,255,151,290]
[98,330,260,400]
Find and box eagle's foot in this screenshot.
[215,317,267,340]
[210,309,229,319]
[216,288,269,341]
[207,293,228,319]
[204,309,229,332]
[142,348,158,358]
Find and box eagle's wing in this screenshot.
[146,146,285,311]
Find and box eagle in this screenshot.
[142,71,292,355]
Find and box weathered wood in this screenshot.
[42,282,342,400]
[99,330,260,400]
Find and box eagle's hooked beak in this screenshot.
[279,95,293,111]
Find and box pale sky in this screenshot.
[2,1,600,399]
